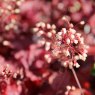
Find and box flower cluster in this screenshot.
[33,22,56,51]
[65,86,92,95]
[0,0,25,31]
[33,17,88,69]
[52,26,88,68]
[65,85,76,95]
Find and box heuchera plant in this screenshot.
[0,0,94,95]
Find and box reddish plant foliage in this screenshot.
[0,0,94,95]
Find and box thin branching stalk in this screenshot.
[71,67,84,95]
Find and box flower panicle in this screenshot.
[33,17,88,69]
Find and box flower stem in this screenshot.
[71,67,84,95]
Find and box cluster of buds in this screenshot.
[33,18,88,69]
[33,22,56,51]
[1,64,12,79]
[65,86,91,95]
[65,85,76,95]
[51,27,88,68]
[0,0,25,31]
[13,68,24,84]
